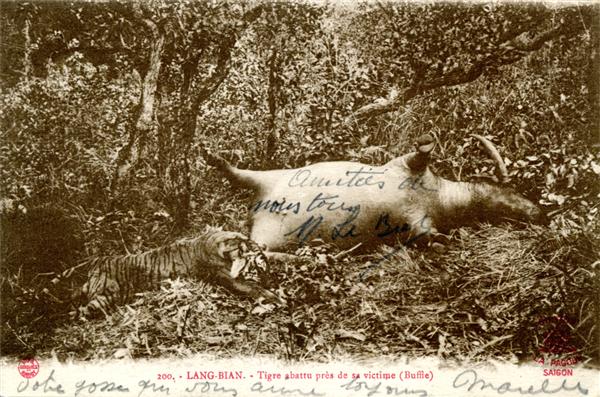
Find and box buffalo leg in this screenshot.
[264,251,299,261]
[405,134,435,172]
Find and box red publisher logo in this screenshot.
[537,315,578,355]
[18,358,39,379]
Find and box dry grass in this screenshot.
[24,223,597,364]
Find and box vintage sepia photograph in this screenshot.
[1,0,598,396]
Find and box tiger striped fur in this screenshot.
[53,227,276,317]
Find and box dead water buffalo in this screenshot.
[204,135,542,251]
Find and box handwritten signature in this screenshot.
[284,207,361,244]
[284,211,431,274]
[453,369,589,395]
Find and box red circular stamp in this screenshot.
[17,358,39,378]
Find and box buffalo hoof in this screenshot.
[416,134,435,154]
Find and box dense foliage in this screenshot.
[1,1,598,361]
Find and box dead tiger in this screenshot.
[52,227,281,317]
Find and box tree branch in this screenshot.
[190,36,236,114]
[345,22,573,125]
[23,19,31,80]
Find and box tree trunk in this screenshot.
[111,19,164,192]
[166,6,266,230]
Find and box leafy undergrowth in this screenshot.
[31,224,598,364]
